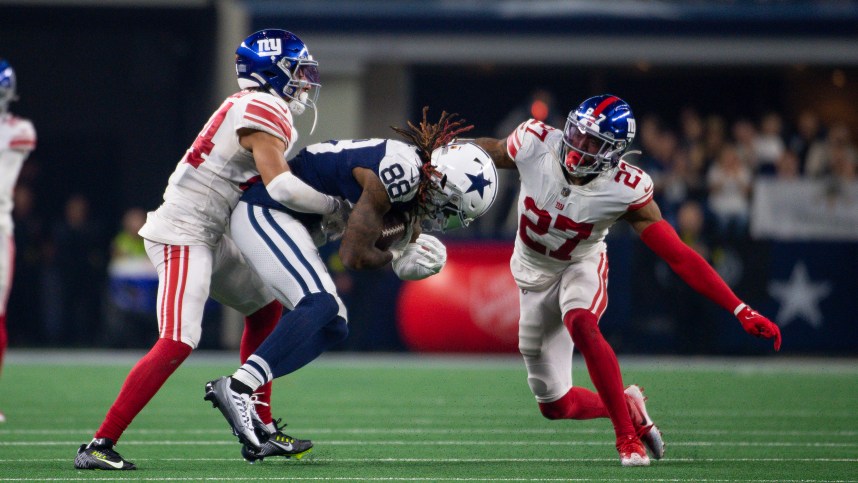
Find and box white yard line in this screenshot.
[0,477,855,482]
[3,457,857,463]
[1,440,857,447]
[6,350,858,374]
[2,428,856,437]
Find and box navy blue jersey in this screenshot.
[240,138,423,211]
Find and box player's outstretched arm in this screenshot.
[622,200,782,351]
[474,138,517,170]
[339,167,395,270]
[240,128,343,215]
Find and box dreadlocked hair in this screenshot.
[390,106,474,219]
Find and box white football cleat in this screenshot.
[616,434,650,467]
[625,384,665,460]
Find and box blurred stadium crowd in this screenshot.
[5,99,855,351]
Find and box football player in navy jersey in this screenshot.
[205,109,499,460]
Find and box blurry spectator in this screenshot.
[774,149,801,180]
[703,114,728,166]
[676,200,710,258]
[7,185,46,345]
[731,118,758,167]
[42,194,107,346]
[640,130,679,216]
[805,122,857,178]
[706,145,753,240]
[678,107,707,179]
[660,148,707,225]
[638,113,663,155]
[752,112,785,176]
[103,207,157,348]
[829,145,857,181]
[787,109,824,173]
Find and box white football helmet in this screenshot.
[422,142,498,232]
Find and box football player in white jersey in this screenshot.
[75,30,347,470]
[0,59,36,424]
[205,109,499,458]
[474,94,781,467]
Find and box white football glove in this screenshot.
[392,234,447,281]
[320,198,353,242]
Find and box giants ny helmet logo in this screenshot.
[256,38,282,57]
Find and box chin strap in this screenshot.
[286,92,318,136]
[618,150,642,163]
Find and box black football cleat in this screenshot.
[241,419,313,463]
[74,438,137,470]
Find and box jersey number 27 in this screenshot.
[519,196,594,261]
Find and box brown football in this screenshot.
[375,210,409,250]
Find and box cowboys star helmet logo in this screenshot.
[465,169,493,198]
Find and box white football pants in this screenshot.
[144,236,274,348]
[229,201,347,321]
[518,250,609,403]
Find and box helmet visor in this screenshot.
[298,63,320,85]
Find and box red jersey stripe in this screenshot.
[244,104,293,140]
[246,100,293,139]
[9,139,36,149]
[175,246,189,342]
[594,256,610,319]
[587,253,607,314]
[507,134,519,159]
[628,192,654,211]
[159,245,170,336]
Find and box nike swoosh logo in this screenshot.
[97,457,125,469]
[272,441,294,451]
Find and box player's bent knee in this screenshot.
[325,316,349,345]
[298,292,339,320]
[538,399,569,420]
[527,376,550,399]
[564,309,602,347]
[518,338,542,358]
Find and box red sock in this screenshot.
[564,309,635,438]
[0,314,7,376]
[95,338,192,442]
[539,386,609,420]
[240,300,282,424]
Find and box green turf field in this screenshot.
[0,352,856,481]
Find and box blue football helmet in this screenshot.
[0,59,17,113]
[560,94,636,177]
[235,29,320,128]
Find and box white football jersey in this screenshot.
[506,119,653,290]
[0,113,36,233]
[139,90,297,247]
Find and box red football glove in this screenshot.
[735,304,782,351]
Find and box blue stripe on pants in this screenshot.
[246,203,312,296]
